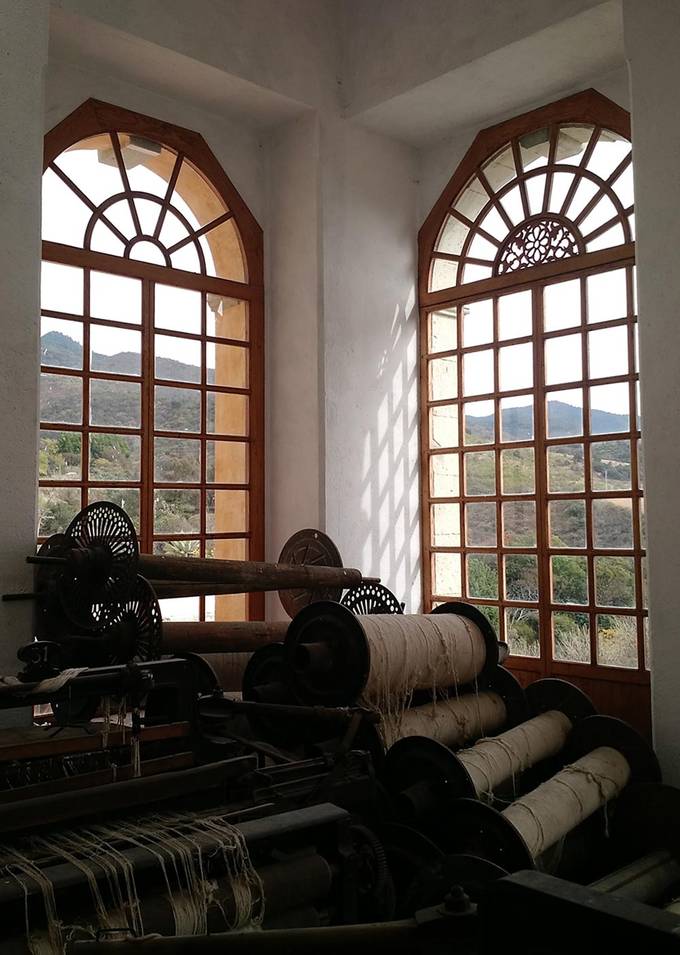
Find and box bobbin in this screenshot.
[477,666,528,729]
[284,601,499,706]
[443,715,661,873]
[525,678,596,724]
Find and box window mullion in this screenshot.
[533,284,552,675]
[141,278,155,553]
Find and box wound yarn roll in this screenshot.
[502,745,631,859]
[458,710,573,798]
[383,690,506,749]
[360,613,487,707]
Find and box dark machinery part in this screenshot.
[525,677,597,723]
[341,582,404,615]
[480,870,680,955]
[284,600,499,706]
[278,528,344,617]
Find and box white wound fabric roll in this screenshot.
[384,690,506,748]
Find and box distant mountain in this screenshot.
[468,400,631,441]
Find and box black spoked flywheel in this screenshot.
[342,582,404,615]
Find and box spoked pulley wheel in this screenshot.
[58,502,139,629]
[102,576,162,664]
[342,582,403,615]
[278,528,344,618]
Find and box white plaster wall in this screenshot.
[53,0,341,112]
[0,1,50,715]
[341,0,610,114]
[321,120,421,610]
[264,112,324,618]
[623,0,680,782]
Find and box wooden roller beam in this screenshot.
[138,553,363,589]
[162,620,288,654]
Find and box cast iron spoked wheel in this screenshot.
[60,502,139,630]
[349,823,396,922]
[278,528,344,618]
[101,576,163,665]
[341,583,404,615]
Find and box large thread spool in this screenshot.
[381,666,526,750]
[382,678,593,826]
[284,602,498,706]
[447,715,661,872]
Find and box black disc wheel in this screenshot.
[342,583,403,615]
[101,576,163,664]
[61,502,138,629]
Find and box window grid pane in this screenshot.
[425,262,644,673]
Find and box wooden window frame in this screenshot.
[419,90,649,729]
[41,99,265,619]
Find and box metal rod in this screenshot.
[139,553,363,589]
[162,620,288,653]
[26,555,68,566]
[199,696,380,724]
[1,592,38,602]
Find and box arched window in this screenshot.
[419,91,647,728]
[39,99,264,622]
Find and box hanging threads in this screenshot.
[382,690,506,749]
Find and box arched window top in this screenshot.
[425,92,634,293]
[41,100,261,286]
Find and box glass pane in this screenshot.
[38,486,81,537]
[430,453,460,498]
[505,554,538,601]
[91,272,141,324]
[207,440,248,484]
[612,162,634,208]
[436,215,468,256]
[463,400,494,445]
[432,552,461,596]
[545,333,582,385]
[90,379,141,428]
[483,146,516,192]
[40,373,82,424]
[464,451,495,495]
[547,443,584,492]
[588,326,629,380]
[430,405,458,449]
[462,300,493,347]
[591,440,631,491]
[526,172,547,214]
[553,611,590,663]
[551,555,588,604]
[592,499,633,548]
[462,349,494,396]
[462,263,493,284]
[207,391,249,436]
[590,383,630,434]
[432,503,461,547]
[429,308,457,353]
[587,269,627,323]
[544,278,581,332]
[90,487,140,532]
[502,501,536,547]
[597,614,637,668]
[155,385,201,433]
[159,597,201,623]
[91,325,142,376]
[155,334,201,383]
[40,317,83,369]
[155,284,202,334]
[587,223,627,254]
[501,448,534,494]
[41,262,83,314]
[429,356,458,401]
[206,490,248,533]
[499,342,533,391]
[154,539,201,557]
[39,430,81,481]
[453,176,488,221]
[588,130,630,178]
[468,233,497,261]
[505,607,540,657]
[467,554,498,599]
[207,294,248,341]
[207,342,248,389]
[154,489,201,535]
[499,185,524,225]
[548,171,576,213]
[89,433,141,481]
[498,290,532,340]
[546,389,584,438]
[500,395,533,442]
[465,502,496,546]
[477,206,508,241]
[549,500,586,548]
[566,177,599,220]
[154,437,201,483]
[42,168,91,247]
[595,556,636,607]
[430,257,458,291]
